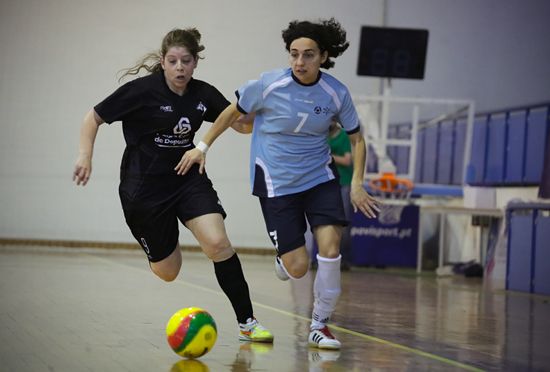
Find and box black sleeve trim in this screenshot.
[234,90,248,114]
[236,102,248,115]
[346,125,361,135]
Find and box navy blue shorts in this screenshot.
[258,179,348,255]
[119,165,226,262]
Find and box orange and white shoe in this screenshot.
[239,318,274,343]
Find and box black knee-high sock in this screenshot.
[214,253,254,324]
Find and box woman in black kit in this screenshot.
[72,27,273,343]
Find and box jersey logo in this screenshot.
[160,105,173,112]
[196,102,207,114]
[173,117,192,135]
[314,106,331,115]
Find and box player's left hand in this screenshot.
[350,184,381,218]
[175,148,205,175]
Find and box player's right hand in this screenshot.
[175,148,205,175]
[73,154,92,186]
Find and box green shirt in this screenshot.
[328,129,353,186]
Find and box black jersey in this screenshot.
[94,72,230,175]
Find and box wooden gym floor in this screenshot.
[0,245,549,372]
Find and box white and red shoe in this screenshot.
[308,326,341,350]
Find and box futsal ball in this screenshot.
[166,307,217,359]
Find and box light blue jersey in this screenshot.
[236,68,361,197]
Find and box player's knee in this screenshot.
[203,238,234,262]
[152,266,179,282]
[285,259,309,279]
[287,265,308,279]
[319,246,340,259]
[150,257,181,282]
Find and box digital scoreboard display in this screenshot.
[357,26,429,79]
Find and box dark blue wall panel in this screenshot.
[505,111,527,183]
[485,114,507,184]
[467,115,489,185]
[452,119,466,185]
[524,107,549,183]
[422,126,438,184]
[436,121,454,184]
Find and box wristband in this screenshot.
[196,141,209,154]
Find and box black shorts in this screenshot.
[119,165,226,262]
[258,179,348,255]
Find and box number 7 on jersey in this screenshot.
[293,112,309,133]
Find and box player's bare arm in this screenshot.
[332,152,352,166]
[348,130,380,218]
[73,109,103,186]
[175,103,242,175]
[231,112,255,134]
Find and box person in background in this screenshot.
[72,27,273,343]
[176,18,379,350]
[328,122,354,271]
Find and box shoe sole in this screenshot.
[308,342,341,350]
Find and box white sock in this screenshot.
[239,317,256,329]
[311,254,341,330]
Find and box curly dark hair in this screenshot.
[281,18,349,69]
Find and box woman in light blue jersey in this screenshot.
[177,18,380,350]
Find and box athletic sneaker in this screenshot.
[239,318,274,343]
[274,256,290,281]
[308,326,341,349]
